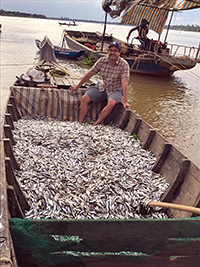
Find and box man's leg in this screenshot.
[79,94,92,123]
[94,98,116,126]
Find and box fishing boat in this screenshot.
[1,36,200,267]
[63,0,200,76]
[59,21,78,26]
[35,38,85,59]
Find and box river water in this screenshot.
[0,16,200,168]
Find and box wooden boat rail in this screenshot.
[167,42,200,62]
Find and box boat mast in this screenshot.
[164,10,174,43]
[101,12,108,51]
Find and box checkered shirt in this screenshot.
[90,56,130,95]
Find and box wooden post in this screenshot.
[195,42,200,62]
[101,12,108,51]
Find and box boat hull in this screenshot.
[36,39,85,59]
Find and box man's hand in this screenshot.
[69,85,79,91]
[123,102,130,110]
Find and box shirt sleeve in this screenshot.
[90,57,103,74]
[121,60,130,80]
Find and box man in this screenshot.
[126,19,150,51]
[69,42,130,125]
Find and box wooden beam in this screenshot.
[5,157,30,212]
[7,185,25,219]
[162,159,190,203]
[5,114,14,130]
[3,139,20,171]
[131,118,142,135]
[4,125,16,145]
[152,143,171,173]
[9,96,21,120]
[7,104,17,122]
[142,129,156,150]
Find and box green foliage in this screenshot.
[164,24,200,32]
[81,51,94,66]
[0,9,47,19]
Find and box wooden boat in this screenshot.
[59,21,78,26]
[63,0,200,76]
[35,38,85,59]
[63,28,198,76]
[1,36,200,267]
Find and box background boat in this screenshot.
[63,29,198,76]
[59,20,78,26]
[1,36,200,266]
[36,38,85,59]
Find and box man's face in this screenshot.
[108,45,120,61]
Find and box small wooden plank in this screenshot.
[9,96,21,120]
[3,139,20,171]
[5,157,30,212]
[142,129,156,150]
[7,104,17,122]
[148,131,167,160]
[132,118,142,135]
[7,185,25,218]
[123,111,139,134]
[4,125,16,145]
[161,159,190,203]
[5,113,14,130]
[119,110,131,130]
[104,103,125,126]
[152,143,172,173]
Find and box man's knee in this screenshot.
[107,98,117,108]
[81,94,92,104]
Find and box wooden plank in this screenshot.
[142,129,156,150]
[7,104,17,122]
[9,96,21,120]
[7,185,25,218]
[123,111,139,134]
[152,143,172,173]
[162,159,190,203]
[136,120,152,145]
[104,103,126,126]
[5,113,14,130]
[148,131,167,159]
[4,125,16,145]
[132,118,142,135]
[119,110,131,130]
[5,157,30,212]
[3,139,20,171]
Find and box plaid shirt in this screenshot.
[90,56,130,95]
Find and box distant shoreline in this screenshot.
[0,9,200,32]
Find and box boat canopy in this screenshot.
[102,0,200,34]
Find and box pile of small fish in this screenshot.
[13,116,169,220]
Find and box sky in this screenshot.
[1,0,200,25]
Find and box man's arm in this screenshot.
[126,26,138,40]
[122,79,130,109]
[69,70,95,91]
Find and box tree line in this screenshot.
[164,24,200,32]
[1,9,200,32]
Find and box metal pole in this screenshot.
[164,11,174,44]
[101,12,108,51]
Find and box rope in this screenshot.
[155,53,200,81]
[0,258,13,267]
